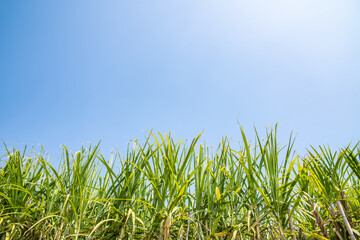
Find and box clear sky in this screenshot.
[1,0,360,159]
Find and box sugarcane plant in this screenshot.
[0,126,359,239]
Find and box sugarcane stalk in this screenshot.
[288,209,297,240]
[298,227,308,240]
[328,205,344,240]
[341,191,353,226]
[336,200,357,240]
[186,214,190,240]
[164,218,169,240]
[310,202,329,238]
[255,212,263,240]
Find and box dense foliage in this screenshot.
[1,126,360,239]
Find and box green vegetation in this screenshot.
[1,126,360,239]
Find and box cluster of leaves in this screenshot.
[1,126,360,239]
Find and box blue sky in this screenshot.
[1,0,360,159]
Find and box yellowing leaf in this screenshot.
[216,187,221,201]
